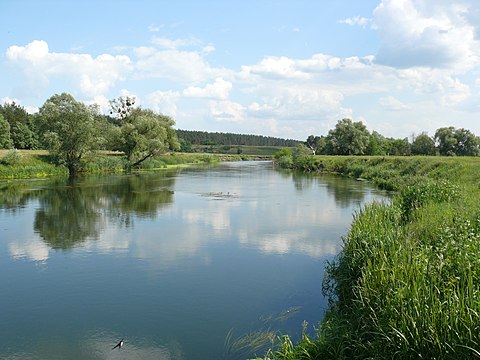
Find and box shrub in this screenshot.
[0,149,22,166]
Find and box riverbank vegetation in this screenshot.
[0,149,256,179]
[265,154,480,359]
[0,95,283,178]
[302,118,479,157]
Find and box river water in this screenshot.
[0,161,386,359]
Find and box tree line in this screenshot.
[304,118,479,157]
[1,96,478,178]
[175,129,300,152]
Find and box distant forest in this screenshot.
[175,129,300,147]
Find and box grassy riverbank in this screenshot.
[266,155,480,359]
[0,150,271,179]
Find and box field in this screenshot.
[266,155,480,360]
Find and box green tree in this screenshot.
[435,127,457,156]
[178,138,193,152]
[367,131,388,155]
[0,113,12,149]
[387,137,411,156]
[326,118,371,155]
[38,93,98,177]
[411,132,435,155]
[453,128,479,156]
[118,108,180,167]
[0,102,38,149]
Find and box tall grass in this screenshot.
[0,150,67,178]
[265,155,480,359]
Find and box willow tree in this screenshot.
[326,118,371,155]
[116,107,179,167]
[38,93,98,177]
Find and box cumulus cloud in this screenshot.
[6,40,132,97]
[183,78,232,99]
[146,90,180,116]
[243,56,310,80]
[247,86,346,121]
[373,0,480,70]
[134,48,228,84]
[209,100,245,122]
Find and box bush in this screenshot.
[0,149,22,166]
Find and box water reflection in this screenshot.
[291,172,371,208]
[1,173,176,253]
[0,162,388,360]
[4,330,183,360]
[1,163,384,262]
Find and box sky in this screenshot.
[1,0,480,141]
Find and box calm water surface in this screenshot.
[0,161,387,359]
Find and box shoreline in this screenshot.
[267,155,480,359]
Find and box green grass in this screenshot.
[264,155,480,360]
[0,150,67,178]
[0,150,265,179]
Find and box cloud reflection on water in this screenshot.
[2,163,385,264]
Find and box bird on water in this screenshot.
[112,338,124,350]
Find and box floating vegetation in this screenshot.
[260,306,302,324]
[223,328,276,360]
[200,191,239,200]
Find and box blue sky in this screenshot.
[1,0,479,140]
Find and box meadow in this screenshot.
[266,155,480,359]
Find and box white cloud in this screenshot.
[339,16,372,27]
[146,90,180,116]
[134,49,228,84]
[1,96,39,113]
[243,56,310,80]
[6,40,132,97]
[373,0,480,70]
[247,86,346,121]
[148,24,163,32]
[4,11,480,141]
[209,100,244,122]
[183,78,232,99]
[379,96,411,110]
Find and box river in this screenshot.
[0,161,387,359]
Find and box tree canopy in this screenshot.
[0,102,37,149]
[326,118,371,155]
[303,120,478,157]
[117,108,180,167]
[0,113,12,149]
[435,127,479,156]
[411,132,436,155]
[38,93,98,176]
